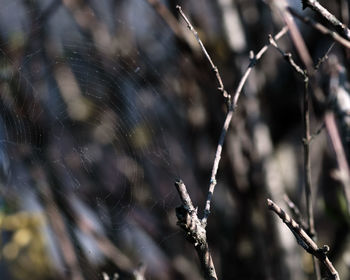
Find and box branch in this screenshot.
[283,194,308,232]
[314,43,335,70]
[267,199,340,280]
[268,35,306,78]
[302,73,322,280]
[176,5,230,103]
[202,26,288,224]
[174,7,288,278]
[175,180,217,280]
[302,0,350,40]
[269,32,321,279]
[289,7,350,49]
[269,30,322,279]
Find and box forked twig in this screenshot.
[268,32,323,279]
[267,199,340,280]
[174,5,289,279]
[202,26,288,224]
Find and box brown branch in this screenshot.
[315,42,335,70]
[267,199,340,280]
[303,76,322,280]
[176,5,230,102]
[174,7,288,278]
[202,26,289,224]
[268,32,322,279]
[283,194,309,232]
[289,7,350,49]
[302,0,350,40]
[325,112,350,212]
[175,180,217,280]
[268,35,306,77]
[146,0,183,38]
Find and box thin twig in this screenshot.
[268,35,306,77]
[303,76,322,280]
[176,5,230,102]
[267,199,340,280]
[315,42,335,70]
[202,26,289,225]
[268,32,322,280]
[289,7,350,49]
[302,0,350,40]
[175,180,217,280]
[310,123,325,141]
[174,7,289,278]
[283,194,309,232]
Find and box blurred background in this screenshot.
[0,0,349,279]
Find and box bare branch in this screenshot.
[202,26,289,224]
[325,112,350,212]
[231,26,289,107]
[268,35,306,78]
[267,199,340,280]
[176,5,230,102]
[315,43,335,70]
[289,7,350,49]
[175,180,217,280]
[203,108,233,223]
[303,76,322,280]
[302,0,350,40]
[283,194,308,232]
[269,30,322,279]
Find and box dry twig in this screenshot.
[283,194,308,232]
[176,5,230,103]
[302,0,350,40]
[289,8,350,49]
[175,180,217,280]
[268,33,323,279]
[174,5,289,279]
[202,26,288,224]
[267,199,340,280]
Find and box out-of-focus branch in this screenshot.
[267,199,340,280]
[325,112,350,211]
[146,0,183,38]
[289,8,350,49]
[302,0,350,40]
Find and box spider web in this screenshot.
[0,0,196,279]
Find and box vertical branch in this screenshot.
[303,78,322,280]
[174,5,289,279]
[268,35,323,279]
